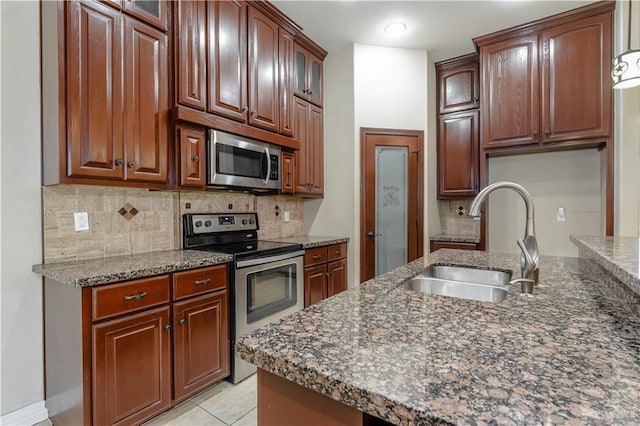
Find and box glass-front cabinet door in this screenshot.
[293,44,323,107]
[122,0,168,31]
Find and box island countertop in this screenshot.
[237,248,640,425]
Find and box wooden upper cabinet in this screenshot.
[208,0,248,122]
[541,12,611,143]
[177,123,206,188]
[101,0,168,31]
[67,0,125,180]
[281,151,295,194]
[480,34,540,149]
[176,0,206,110]
[279,29,295,137]
[437,54,479,114]
[475,2,613,151]
[294,43,323,107]
[123,17,168,183]
[247,5,279,132]
[294,97,323,197]
[438,110,479,198]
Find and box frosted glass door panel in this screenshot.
[375,147,408,276]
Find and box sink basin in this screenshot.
[422,265,512,287]
[397,265,512,303]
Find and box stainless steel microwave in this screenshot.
[207,130,281,191]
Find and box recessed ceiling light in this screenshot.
[384,22,407,36]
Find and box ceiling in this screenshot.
[271,0,596,61]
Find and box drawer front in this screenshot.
[92,275,170,321]
[327,243,347,261]
[173,264,228,300]
[304,247,328,266]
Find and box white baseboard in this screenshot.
[1,400,49,426]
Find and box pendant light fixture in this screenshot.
[612,0,640,89]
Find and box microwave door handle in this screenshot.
[263,147,271,184]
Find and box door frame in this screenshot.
[359,127,424,282]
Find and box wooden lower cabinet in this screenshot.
[173,291,230,401]
[44,264,230,425]
[304,243,348,307]
[430,240,480,252]
[93,306,172,425]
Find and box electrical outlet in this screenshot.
[284,211,290,222]
[74,212,89,231]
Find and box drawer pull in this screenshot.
[194,278,211,286]
[179,318,186,325]
[312,255,321,260]
[124,292,147,301]
[164,323,172,331]
[335,250,340,254]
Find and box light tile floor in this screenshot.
[37,375,257,426]
[143,375,257,426]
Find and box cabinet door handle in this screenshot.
[179,318,186,325]
[124,291,147,301]
[192,155,200,162]
[312,255,321,259]
[115,159,124,166]
[532,130,539,136]
[307,90,313,95]
[164,323,172,331]
[474,96,479,102]
[242,106,249,113]
[544,130,551,135]
[194,278,211,286]
[128,161,136,168]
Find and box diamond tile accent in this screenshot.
[119,203,138,221]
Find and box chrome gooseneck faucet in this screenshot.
[468,182,540,293]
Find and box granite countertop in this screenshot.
[32,235,348,287]
[430,233,481,244]
[32,249,233,287]
[270,235,349,249]
[237,248,640,425]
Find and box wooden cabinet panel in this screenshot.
[294,97,324,197]
[430,241,480,252]
[281,151,295,194]
[327,243,347,262]
[248,6,279,132]
[327,258,347,298]
[481,34,539,149]
[278,29,295,137]
[92,275,170,321]
[93,306,172,425]
[437,55,479,114]
[172,264,228,300]
[123,17,168,183]
[304,264,327,308]
[67,0,125,180]
[541,13,611,143]
[438,110,479,197]
[207,0,247,122]
[173,291,230,401]
[304,246,328,266]
[176,0,206,110]
[177,123,206,188]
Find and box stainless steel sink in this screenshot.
[422,265,512,287]
[397,265,512,303]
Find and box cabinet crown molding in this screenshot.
[473,0,615,49]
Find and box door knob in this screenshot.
[367,231,382,238]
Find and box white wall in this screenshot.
[0,0,46,421]
[614,0,640,236]
[487,150,603,257]
[305,44,429,285]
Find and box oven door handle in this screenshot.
[235,250,305,269]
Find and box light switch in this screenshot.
[284,211,290,222]
[557,207,566,222]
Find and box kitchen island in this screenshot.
[236,243,640,425]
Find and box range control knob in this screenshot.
[194,220,203,227]
[204,220,212,227]
[241,219,248,225]
[249,219,255,225]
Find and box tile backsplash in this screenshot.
[43,185,304,263]
[437,198,481,236]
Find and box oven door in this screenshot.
[234,250,304,338]
[207,129,281,190]
[232,250,304,383]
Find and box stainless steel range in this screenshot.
[183,212,304,383]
